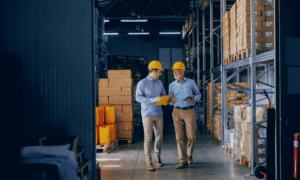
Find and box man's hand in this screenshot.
[172,96,178,104]
[165,98,171,105]
[188,97,195,103]
[152,97,161,102]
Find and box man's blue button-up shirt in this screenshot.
[169,77,201,108]
[136,76,167,116]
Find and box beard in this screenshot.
[174,72,183,80]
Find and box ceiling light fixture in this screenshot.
[159,32,181,35]
[104,33,119,35]
[128,32,149,35]
[121,20,148,22]
[104,20,110,22]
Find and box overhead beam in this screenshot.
[104,0,119,13]
[105,16,188,20]
[142,0,154,16]
[165,0,177,16]
[179,0,190,16]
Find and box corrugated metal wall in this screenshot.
[0,0,96,179]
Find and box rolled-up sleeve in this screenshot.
[191,81,201,102]
[135,81,153,104]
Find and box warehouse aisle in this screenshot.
[97,125,260,180]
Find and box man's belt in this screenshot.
[175,106,195,110]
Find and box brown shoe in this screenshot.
[176,162,188,169]
[154,157,163,166]
[147,162,155,171]
[188,157,193,165]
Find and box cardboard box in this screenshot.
[262,10,274,16]
[230,3,237,24]
[266,16,274,21]
[121,87,132,96]
[98,104,123,113]
[99,79,109,88]
[99,96,108,105]
[265,5,273,11]
[257,146,267,156]
[117,130,133,139]
[261,31,273,37]
[109,79,133,88]
[223,11,230,19]
[116,112,134,121]
[265,37,274,43]
[262,21,274,27]
[108,70,132,79]
[256,138,267,146]
[256,155,267,165]
[109,96,132,105]
[116,121,134,130]
[123,104,133,113]
[263,43,273,48]
[243,37,265,44]
[99,87,121,96]
[243,42,262,49]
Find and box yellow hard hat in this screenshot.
[171,62,186,71]
[148,60,164,70]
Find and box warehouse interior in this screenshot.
[1,0,300,180]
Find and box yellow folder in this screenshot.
[155,95,171,106]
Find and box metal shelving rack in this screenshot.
[183,0,275,175]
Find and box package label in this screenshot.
[255,11,258,16]
[266,22,273,27]
[266,32,272,37]
[295,141,299,147]
[259,128,267,138]
[258,139,266,144]
[255,43,258,48]
[267,11,274,16]
[259,158,266,163]
[255,32,257,37]
[258,148,266,154]
[266,43,273,48]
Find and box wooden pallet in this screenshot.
[240,157,252,169]
[224,57,231,65]
[238,48,250,60]
[76,159,90,179]
[96,139,118,153]
[230,53,238,62]
[117,138,133,144]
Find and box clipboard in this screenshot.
[155,95,171,106]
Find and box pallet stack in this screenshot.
[233,105,268,165]
[206,82,249,142]
[223,0,274,64]
[223,11,231,64]
[99,70,135,142]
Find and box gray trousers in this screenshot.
[142,114,164,163]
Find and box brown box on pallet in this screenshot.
[265,16,274,21]
[99,87,123,96]
[265,5,273,11]
[257,146,267,156]
[122,87,132,96]
[243,42,262,49]
[109,79,133,88]
[230,3,237,24]
[256,137,267,147]
[241,0,265,6]
[108,70,132,79]
[262,21,274,27]
[123,104,133,113]
[243,37,266,44]
[256,155,267,165]
[116,112,134,121]
[99,79,109,88]
[256,26,274,32]
[263,43,274,48]
[99,96,109,105]
[99,104,123,113]
[223,11,230,20]
[262,10,274,17]
[265,37,274,43]
[117,130,133,139]
[245,149,251,161]
[117,121,134,130]
[109,96,133,105]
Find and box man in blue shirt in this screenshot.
[169,62,201,169]
[136,60,170,171]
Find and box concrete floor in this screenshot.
[97,125,260,180]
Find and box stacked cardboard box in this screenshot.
[222,11,231,60]
[206,82,249,139]
[99,70,135,140]
[224,0,274,63]
[233,105,268,165]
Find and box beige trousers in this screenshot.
[172,108,197,163]
[142,114,164,163]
